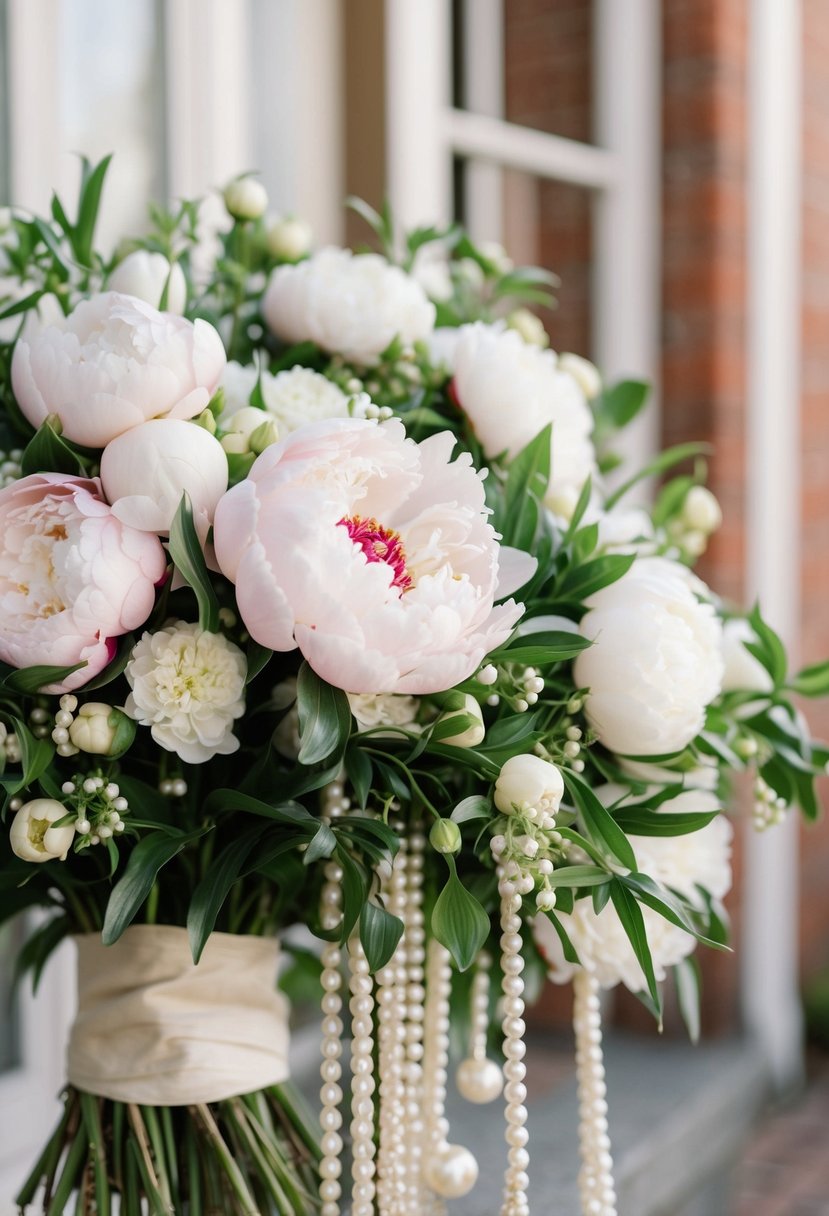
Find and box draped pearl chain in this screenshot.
[376,836,409,1215]
[573,970,617,1216]
[347,935,377,1216]
[318,859,345,1216]
[498,877,530,1216]
[456,953,503,1105]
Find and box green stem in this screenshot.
[45,1118,88,1216]
[190,1104,261,1216]
[79,1093,110,1216]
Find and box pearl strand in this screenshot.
[376,839,409,1215]
[318,860,345,1216]
[403,828,427,1214]
[573,969,616,1216]
[456,954,503,1105]
[498,877,530,1216]
[348,935,377,1216]
[421,937,452,1216]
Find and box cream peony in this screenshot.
[219,361,350,436]
[347,692,420,733]
[10,799,75,863]
[11,292,226,448]
[108,251,187,314]
[100,418,228,537]
[451,324,596,507]
[214,417,532,694]
[535,787,732,992]
[0,474,166,691]
[125,621,247,763]
[574,557,723,756]
[262,247,435,365]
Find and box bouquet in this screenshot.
[1,160,827,1216]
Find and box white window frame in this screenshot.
[384,0,661,474]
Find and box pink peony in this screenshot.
[11,292,226,449]
[0,474,166,692]
[214,417,533,694]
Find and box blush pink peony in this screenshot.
[214,417,533,694]
[0,474,166,692]
[11,292,226,449]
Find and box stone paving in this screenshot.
[731,1054,829,1216]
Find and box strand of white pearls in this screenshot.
[403,828,427,1214]
[375,839,409,1216]
[318,860,345,1216]
[456,954,503,1105]
[348,935,377,1216]
[421,937,452,1216]
[498,877,530,1216]
[573,969,617,1216]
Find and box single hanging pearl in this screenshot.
[498,876,530,1216]
[423,1143,480,1198]
[456,952,503,1105]
[574,969,617,1216]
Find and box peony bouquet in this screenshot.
[1,161,827,1216]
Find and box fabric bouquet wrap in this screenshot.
[1,162,827,1216]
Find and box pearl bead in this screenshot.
[456,1056,503,1104]
[320,1107,342,1131]
[319,1179,341,1201]
[423,1143,479,1198]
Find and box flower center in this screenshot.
[338,515,413,593]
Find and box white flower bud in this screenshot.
[494,755,564,817]
[682,485,722,535]
[224,177,268,221]
[536,889,557,911]
[267,216,313,261]
[69,703,135,756]
[10,799,75,863]
[108,251,187,315]
[507,308,548,347]
[436,695,485,748]
[557,352,602,400]
[477,664,498,686]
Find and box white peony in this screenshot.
[125,621,247,763]
[10,799,75,863]
[262,247,435,365]
[108,251,187,314]
[721,618,774,694]
[451,324,596,507]
[219,361,350,436]
[11,292,226,449]
[574,557,723,757]
[100,418,228,537]
[347,692,420,732]
[535,787,732,992]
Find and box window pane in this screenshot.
[57,0,165,248]
[0,918,23,1074]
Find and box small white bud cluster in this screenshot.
[668,485,723,560]
[485,664,545,712]
[752,776,788,831]
[51,694,80,757]
[491,755,566,912]
[0,448,23,489]
[60,772,128,846]
[159,777,188,798]
[349,391,393,422]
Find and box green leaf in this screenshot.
[790,659,829,698]
[557,553,635,602]
[564,772,637,871]
[431,856,490,972]
[79,635,134,692]
[542,909,581,965]
[359,900,404,973]
[0,288,44,323]
[622,873,728,952]
[203,788,315,827]
[612,808,720,837]
[609,878,661,1014]
[747,605,788,686]
[8,718,54,796]
[451,795,491,824]
[599,380,649,429]
[344,747,372,810]
[304,821,337,866]
[245,640,273,684]
[296,663,352,766]
[188,826,266,962]
[502,424,551,546]
[490,631,591,667]
[14,916,69,993]
[168,493,220,632]
[604,442,711,511]
[103,830,202,945]
[74,153,113,266]
[20,420,86,478]
[675,956,701,1044]
[546,864,610,888]
[3,662,86,694]
[337,847,369,942]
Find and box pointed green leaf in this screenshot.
[431,856,490,971]
[359,900,404,973]
[296,663,353,766]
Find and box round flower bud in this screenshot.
[557,352,602,401]
[10,799,75,863]
[536,889,557,911]
[429,818,462,855]
[248,418,281,455]
[224,177,268,221]
[68,703,136,757]
[681,485,722,535]
[108,250,187,315]
[267,216,313,261]
[507,308,548,347]
[494,754,564,816]
[436,695,485,748]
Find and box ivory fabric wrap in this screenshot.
[67,924,290,1105]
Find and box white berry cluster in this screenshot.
[752,775,788,830]
[58,772,129,847]
[476,663,545,713]
[490,755,566,913]
[0,447,22,489]
[666,485,723,559]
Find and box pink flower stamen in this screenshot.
[338,515,413,593]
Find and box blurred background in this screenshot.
[0,1,827,1212]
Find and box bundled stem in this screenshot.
[16,1084,321,1216]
